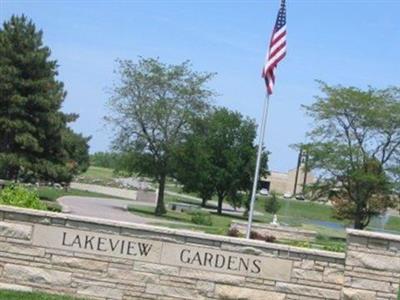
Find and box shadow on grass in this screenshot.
[167,198,218,210]
[127,205,192,223]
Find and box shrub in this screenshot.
[265,191,281,214]
[320,243,345,253]
[285,240,311,248]
[0,185,47,210]
[249,231,276,243]
[190,210,212,226]
[264,235,276,243]
[227,227,242,237]
[250,231,264,241]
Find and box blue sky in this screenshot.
[1,0,399,172]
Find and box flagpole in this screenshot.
[246,92,271,239]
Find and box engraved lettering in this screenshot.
[227,256,238,271]
[239,257,249,272]
[138,243,152,256]
[120,240,125,254]
[84,235,94,250]
[180,249,190,263]
[62,232,71,246]
[191,252,202,265]
[215,254,225,268]
[203,252,213,267]
[97,237,106,252]
[127,241,136,256]
[175,248,262,276]
[251,259,262,274]
[71,235,82,248]
[109,239,120,251]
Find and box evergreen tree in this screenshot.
[62,127,91,176]
[0,15,89,182]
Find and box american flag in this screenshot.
[262,0,287,95]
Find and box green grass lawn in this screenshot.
[78,173,339,228]
[166,191,339,222]
[0,290,84,300]
[166,193,340,223]
[129,204,228,235]
[36,186,124,202]
[382,216,400,232]
[128,203,346,252]
[162,192,400,232]
[131,192,400,252]
[128,197,345,239]
[74,166,135,188]
[255,196,340,223]
[79,166,116,180]
[165,184,184,194]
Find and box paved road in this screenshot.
[72,182,235,211]
[70,182,262,217]
[57,196,154,224]
[62,182,253,226]
[70,182,137,200]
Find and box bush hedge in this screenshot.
[0,185,47,210]
[190,210,213,226]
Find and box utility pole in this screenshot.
[302,150,309,194]
[293,148,302,196]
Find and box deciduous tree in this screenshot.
[106,58,213,215]
[304,82,400,229]
[175,108,268,214]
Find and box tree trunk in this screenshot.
[201,198,207,208]
[243,193,251,217]
[354,217,364,229]
[7,165,19,181]
[155,175,167,216]
[354,210,366,230]
[217,194,223,215]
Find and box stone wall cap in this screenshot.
[347,228,400,242]
[0,205,345,260]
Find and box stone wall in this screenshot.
[2,205,400,300]
[342,229,400,300]
[0,205,346,300]
[231,221,317,242]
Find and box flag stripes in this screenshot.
[262,0,287,95]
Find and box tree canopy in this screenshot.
[173,107,268,214]
[304,82,400,229]
[106,57,214,215]
[90,152,122,169]
[0,15,90,183]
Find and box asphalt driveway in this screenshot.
[57,196,154,224]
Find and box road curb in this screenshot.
[57,199,71,214]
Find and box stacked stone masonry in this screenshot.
[342,230,400,300]
[0,205,398,299]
